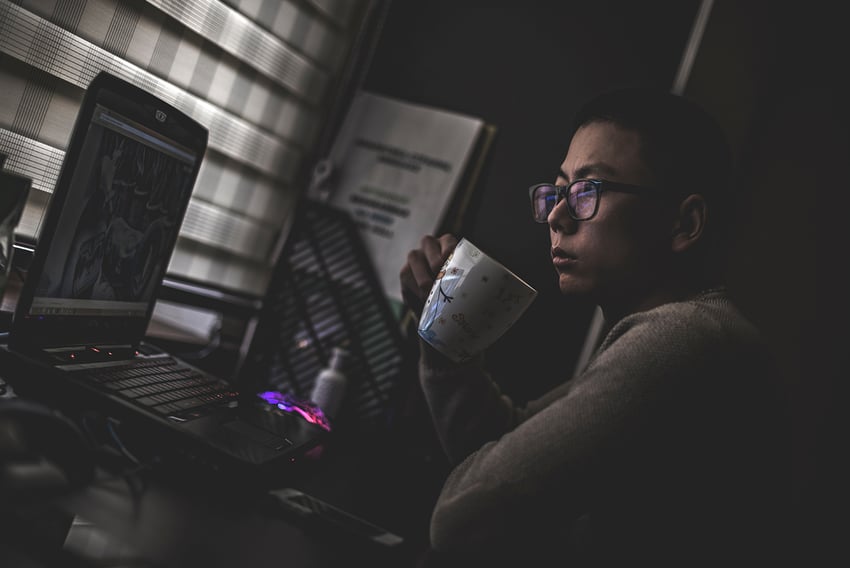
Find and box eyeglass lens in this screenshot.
[532,181,597,221]
[532,185,557,221]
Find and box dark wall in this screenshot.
[363,0,700,403]
[686,0,845,551]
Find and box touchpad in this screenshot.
[221,420,293,451]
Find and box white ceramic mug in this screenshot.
[417,238,537,363]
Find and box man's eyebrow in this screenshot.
[562,162,619,181]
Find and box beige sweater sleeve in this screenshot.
[418,293,774,554]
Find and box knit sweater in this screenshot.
[419,289,790,565]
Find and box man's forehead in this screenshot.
[560,122,650,182]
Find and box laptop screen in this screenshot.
[11,72,207,349]
[28,104,198,318]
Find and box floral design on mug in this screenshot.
[496,287,524,307]
[452,312,479,339]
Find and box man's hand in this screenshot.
[399,234,458,317]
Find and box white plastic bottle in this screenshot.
[309,347,350,421]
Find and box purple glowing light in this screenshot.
[258,391,332,431]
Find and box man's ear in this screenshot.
[671,194,707,253]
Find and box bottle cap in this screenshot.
[328,347,350,372]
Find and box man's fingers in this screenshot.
[422,233,458,272]
[407,249,436,297]
[400,234,459,313]
[421,236,444,273]
[437,233,459,259]
[399,263,423,315]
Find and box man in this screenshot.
[400,88,791,565]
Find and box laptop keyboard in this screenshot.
[81,356,238,417]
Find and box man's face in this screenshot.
[549,120,673,308]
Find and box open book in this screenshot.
[309,90,495,309]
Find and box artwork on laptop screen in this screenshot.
[29,104,198,318]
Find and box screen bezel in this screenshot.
[10,72,208,349]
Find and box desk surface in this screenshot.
[1,268,448,567]
[0,390,449,568]
[1,431,446,568]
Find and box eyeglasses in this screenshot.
[528,179,662,222]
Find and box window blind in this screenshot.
[0,0,374,297]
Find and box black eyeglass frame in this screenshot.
[528,178,663,222]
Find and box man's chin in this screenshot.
[557,275,589,297]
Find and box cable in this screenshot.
[105,417,140,466]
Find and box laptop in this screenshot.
[0,72,328,484]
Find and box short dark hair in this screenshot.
[573,87,732,196]
[573,87,735,273]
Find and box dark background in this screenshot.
[361,0,845,550]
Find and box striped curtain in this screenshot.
[0,0,371,297]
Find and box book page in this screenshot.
[313,91,485,305]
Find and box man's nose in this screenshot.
[547,199,577,234]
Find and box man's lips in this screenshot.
[551,248,576,269]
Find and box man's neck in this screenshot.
[599,279,714,326]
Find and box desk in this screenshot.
[0,392,449,568]
[1,265,448,567]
